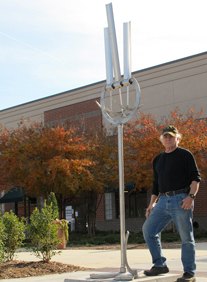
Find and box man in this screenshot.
[142,125,200,282]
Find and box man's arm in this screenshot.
[189,180,200,196]
[182,181,199,210]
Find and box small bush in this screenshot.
[161,232,180,242]
[127,232,145,244]
[67,230,188,247]
[0,215,5,263]
[48,192,59,220]
[2,211,26,261]
[194,229,207,240]
[27,201,61,262]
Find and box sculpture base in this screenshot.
[64,272,180,282]
[114,271,143,280]
[90,272,120,279]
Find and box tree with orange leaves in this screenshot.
[77,126,118,235]
[0,120,117,235]
[0,122,94,199]
[61,118,118,235]
[124,107,207,191]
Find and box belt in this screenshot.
[159,187,190,197]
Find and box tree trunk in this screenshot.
[37,196,44,211]
[86,191,97,236]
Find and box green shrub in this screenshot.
[161,232,180,242]
[194,229,207,240]
[127,232,145,244]
[0,215,5,263]
[104,234,120,244]
[27,201,61,262]
[48,192,59,220]
[2,211,26,261]
[59,219,69,241]
[69,229,207,247]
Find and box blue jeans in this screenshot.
[142,193,196,276]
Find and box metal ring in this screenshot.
[100,77,140,125]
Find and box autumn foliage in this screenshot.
[124,107,207,190]
[68,126,117,235]
[0,107,206,233]
[0,119,117,196]
[0,122,95,198]
[0,107,206,198]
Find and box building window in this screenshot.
[115,191,147,218]
[17,197,37,221]
[105,193,113,220]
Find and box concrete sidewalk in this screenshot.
[1,242,207,282]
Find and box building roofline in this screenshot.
[133,51,207,74]
[1,51,207,113]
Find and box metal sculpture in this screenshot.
[91,2,143,280]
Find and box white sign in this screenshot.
[65,205,73,221]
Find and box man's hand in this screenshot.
[182,181,199,210]
[146,194,158,218]
[182,196,194,210]
[145,203,156,218]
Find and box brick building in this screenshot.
[0,51,207,232]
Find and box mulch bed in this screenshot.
[0,260,90,280]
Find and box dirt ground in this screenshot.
[0,260,89,279]
[0,242,184,280]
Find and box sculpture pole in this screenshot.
[91,2,142,280]
[118,123,125,272]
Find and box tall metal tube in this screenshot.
[123,22,131,107]
[104,27,113,85]
[118,123,126,273]
[106,3,121,82]
[123,21,131,80]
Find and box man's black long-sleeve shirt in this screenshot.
[152,147,201,196]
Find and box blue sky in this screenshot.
[0,0,206,111]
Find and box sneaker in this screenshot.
[144,265,169,276]
[176,272,196,282]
